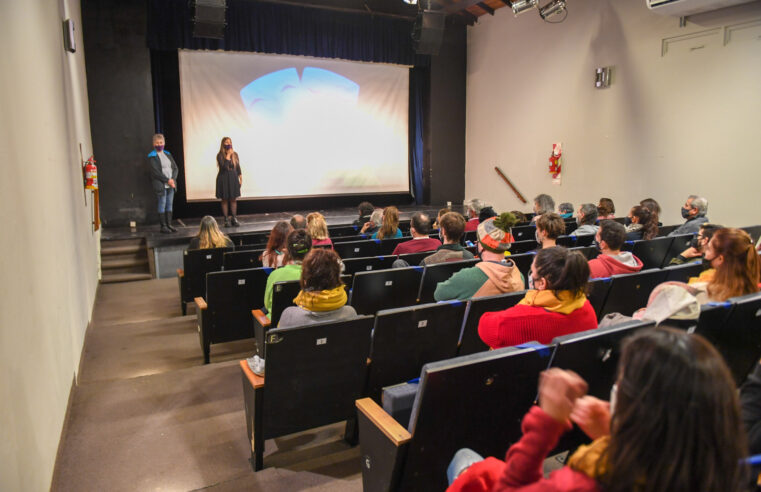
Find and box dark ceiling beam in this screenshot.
[458,9,478,24]
[439,0,490,14]
[477,2,494,14]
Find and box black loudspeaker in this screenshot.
[192,0,227,39]
[412,10,446,56]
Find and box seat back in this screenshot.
[365,301,467,402]
[341,256,397,275]
[556,235,575,248]
[600,269,668,317]
[458,291,526,356]
[397,251,432,266]
[262,316,374,439]
[570,246,599,260]
[741,225,761,243]
[663,262,704,283]
[334,239,379,259]
[223,250,263,270]
[329,224,361,237]
[629,236,674,269]
[657,225,678,236]
[417,259,480,303]
[182,247,231,301]
[377,236,410,255]
[509,240,539,254]
[508,252,535,286]
[564,221,578,235]
[511,224,535,242]
[398,345,553,491]
[351,267,423,315]
[574,234,595,246]
[270,280,302,326]
[662,234,694,266]
[205,267,269,343]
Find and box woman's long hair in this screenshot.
[259,221,292,267]
[196,215,230,249]
[216,136,238,168]
[601,328,748,492]
[533,247,589,298]
[377,206,399,240]
[707,228,760,301]
[630,205,658,240]
[306,212,329,241]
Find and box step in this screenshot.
[101,244,144,256]
[100,272,153,284]
[101,257,149,270]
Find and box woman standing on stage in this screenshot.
[216,136,242,227]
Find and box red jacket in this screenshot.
[447,406,600,492]
[587,252,643,279]
[478,301,598,349]
[392,237,442,256]
[465,218,479,232]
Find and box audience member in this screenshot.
[465,199,484,232]
[360,209,383,236]
[625,205,658,240]
[690,227,760,303]
[391,212,441,256]
[306,212,333,248]
[372,206,402,239]
[477,247,596,348]
[511,210,528,223]
[262,230,311,320]
[433,207,450,230]
[421,212,475,266]
[532,194,555,222]
[260,221,293,268]
[535,213,565,249]
[478,206,497,223]
[447,328,748,492]
[290,214,307,230]
[188,215,233,249]
[278,249,357,327]
[597,198,616,219]
[353,201,374,229]
[557,202,574,219]
[668,223,722,265]
[740,362,761,455]
[639,197,662,226]
[669,195,709,236]
[588,220,643,279]
[571,203,599,236]
[434,213,523,301]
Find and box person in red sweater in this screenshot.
[465,199,483,232]
[391,212,441,255]
[446,328,748,492]
[587,220,643,279]
[478,247,597,348]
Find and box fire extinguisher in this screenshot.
[84,156,98,190]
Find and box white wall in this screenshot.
[466,0,761,227]
[0,0,99,490]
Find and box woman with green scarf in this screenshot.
[278,248,357,328]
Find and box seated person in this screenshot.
[278,249,357,327]
[371,206,403,239]
[624,205,658,241]
[640,197,662,226]
[689,227,760,303]
[741,361,761,455]
[262,230,311,320]
[478,206,497,223]
[392,212,441,255]
[588,220,643,279]
[360,208,383,236]
[353,201,374,229]
[289,214,307,230]
[531,194,555,222]
[597,197,616,219]
[434,213,523,301]
[510,210,528,223]
[669,195,709,236]
[465,199,484,232]
[306,212,332,248]
[447,329,747,492]
[535,212,565,249]
[478,247,596,348]
[188,215,233,249]
[422,212,475,266]
[432,207,450,230]
[669,223,722,265]
[260,221,293,268]
[571,203,599,236]
[557,201,574,219]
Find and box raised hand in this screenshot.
[538,368,588,424]
[570,395,611,440]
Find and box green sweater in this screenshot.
[264,264,302,319]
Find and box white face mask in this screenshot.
[610,383,618,417]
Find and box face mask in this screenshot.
[690,236,701,250]
[624,217,632,226]
[224,144,232,150]
[702,255,715,269]
[535,230,542,244]
[593,239,602,251]
[681,207,692,219]
[154,145,164,152]
[610,383,618,417]
[576,216,581,226]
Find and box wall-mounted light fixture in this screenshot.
[539,0,566,20]
[512,0,538,16]
[595,67,612,88]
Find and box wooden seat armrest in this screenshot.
[252,309,271,328]
[356,398,411,446]
[194,297,207,310]
[239,360,265,389]
[177,268,184,277]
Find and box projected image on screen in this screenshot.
[179,51,410,201]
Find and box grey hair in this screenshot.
[534,194,555,215]
[152,133,165,142]
[468,199,485,215]
[558,202,574,214]
[369,209,384,226]
[579,203,598,225]
[688,195,708,216]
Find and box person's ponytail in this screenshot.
[535,247,590,298]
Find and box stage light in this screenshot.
[511,0,538,16]
[403,0,418,4]
[539,0,566,20]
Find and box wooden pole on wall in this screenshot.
[494,166,527,204]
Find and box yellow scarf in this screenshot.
[518,289,587,315]
[566,436,610,480]
[293,286,347,312]
[688,268,715,284]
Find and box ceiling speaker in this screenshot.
[192,0,227,39]
[412,10,446,56]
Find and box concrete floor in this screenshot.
[52,278,362,491]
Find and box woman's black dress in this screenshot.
[216,153,241,200]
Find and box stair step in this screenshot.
[102,258,149,270]
[101,244,144,255]
[100,272,153,284]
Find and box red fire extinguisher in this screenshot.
[84,156,98,190]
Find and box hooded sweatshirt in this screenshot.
[588,251,644,279]
[433,260,524,301]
